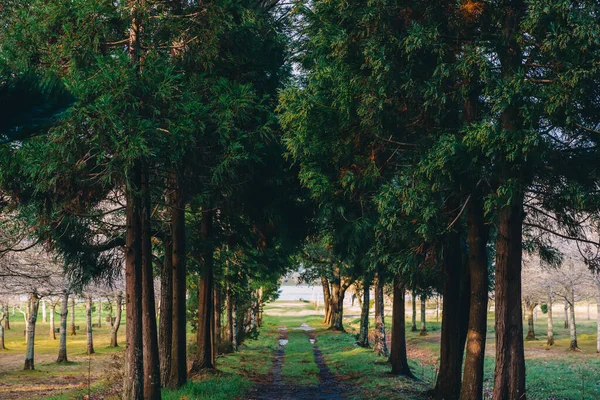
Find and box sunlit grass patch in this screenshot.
[280,329,319,385]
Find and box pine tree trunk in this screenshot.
[192,208,215,372]
[57,293,69,362]
[329,266,345,331]
[420,294,427,336]
[24,293,40,370]
[232,299,239,351]
[49,304,56,340]
[159,237,173,386]
[390,277,414,377]
[525,302,536,340]
[546,289,554,346]
[86,295,95,355]
[411,291,417,332]
[564,301,569,329]
[70,298,76,336]
[374,269,388,356]
[168,173,187,388]
[214,282,222,353]
[492,0,527,397]
[435,227,466,400]
[110,293,123,347]
[321,277,331,324]
[141,164,161,400]
[357,277,370,348]
[492,193,526,400]
[226,285,234,350]
[123,160,145,400]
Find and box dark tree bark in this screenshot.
[57,292,69,362]
[141,165,161,400]
[214,281,222,351]
[492,193,526,400]
[390,277,414,377]
[525,301,537,341]
[373,269,388,356]
[411,290,417,332]
[321,277,332,325]
[435,226,466,400]
[110,293,123,347]
[226,284,234,350]
[492,0,527,398]
[159,237,173,386]
[460,197,490,400]
[24,293,40,370]
[85,295,95,355]
[357,276,370,348]
[123,161,145,400]
[168,173,187,388]
[191,208,216,372]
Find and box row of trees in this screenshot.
[2,1,600,400]
[278,1,600,400]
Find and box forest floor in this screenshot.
[0,301,599,399]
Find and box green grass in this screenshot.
[280,329,320,385]
[2,300,599,399]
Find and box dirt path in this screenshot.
[245,325,346,400]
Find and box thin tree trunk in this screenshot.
[86,296,95,355]
[42,299,47,324]
[159,237,173,386]
[168,173,187,388]
[390,277,414,377]
[564,301,569,329]
[569,284,578,350]
[420,294,427,336]
[321,277,331,324]
[226,283,234,349]
[596,290,600,353]
[123,160,144,400]
[435,227,466,400]
[110,293,123,347]
[546,289,554,346]
[70,298,76,336]
[214,281,222,353]
[97,298,102,329]
[525,302,536,340]
[357,276,370,348]
[141,164,161,400]
[232,298,238,351]
[0,312,5,350]
[191,208,215,372]
[49,303,56,340]
[374,269,388,356]
[57,292,69,362]
[411,290,417,332]
[24,293,40,370]
[4,304,9,330]
[492,193,526,400]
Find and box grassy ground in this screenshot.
[1,300,599,399]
